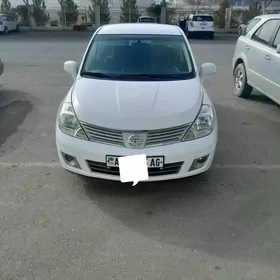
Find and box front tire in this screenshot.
[233,63,253,98]
[4,26,8,35]
[238,27,242,36]
[209,32,214,40]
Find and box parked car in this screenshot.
[137,16,156,23]
[56,23,217,182]
[237,23,247,36]
[237,19,259,36]
[232,14,280,104]
[186,13,215,39]
[0,57,3,76]
[0,14,20,35]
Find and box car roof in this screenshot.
[254,14,280,20]
[190,13,212,16]
[139,16,155,18]
[97,23,182,35]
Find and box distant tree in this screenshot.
[146,2,176,24]
[213,0,229,27]
[16,5,28,22]
[88,0,111,25]
[146,3,161,22]
[243,1,262,21]
[0,0,12,13]
[120,0,140,23]
[0,0,18,19]
[166,3,176,24]
[58,0,78,26]
[32,0,49,26]
[22,0,33,26]
[195,0,202,13]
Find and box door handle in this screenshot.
[245,45,250,50]
[264,54,271,60]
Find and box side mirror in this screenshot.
[276,45,280,54]
[199,62,216,78]
[64,61,78,81]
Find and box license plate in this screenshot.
[106,155,164,168]
[200,22,207,26]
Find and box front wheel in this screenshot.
[233,63,253,98]
[238,27,242,36]
[4,26,8,35]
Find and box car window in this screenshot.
[246,18,261,33]
[7,16,14,21]
[272,27,280,48]
[252,19,279,46]
[139,17,156,23]
[82,34,195,81]
[192,16,213,22]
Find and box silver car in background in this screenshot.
[232,14,280,105]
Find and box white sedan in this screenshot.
[0,14,20,35]
[56,23,218,182]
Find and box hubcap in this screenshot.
[235,69,243,91]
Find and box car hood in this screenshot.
[72,77,203,130]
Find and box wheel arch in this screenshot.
[233,53,248,75]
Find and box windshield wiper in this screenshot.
[80,71,117,79]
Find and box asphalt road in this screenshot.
[1,32,280,280]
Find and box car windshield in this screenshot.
[81,34,195,81]
[193,15,213,22]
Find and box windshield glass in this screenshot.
[81,34,195,81]
[193,15,213,22]
[139,17,156,23]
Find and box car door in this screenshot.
[263,26,280,103]
[245,19,280,95]
[7,16,16,30]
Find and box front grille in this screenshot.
[81,122,124,147]
[81,121,191,148]
[87,160,184,177]
[145,124,190,147]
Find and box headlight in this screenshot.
[58,102,87,140]
[182,104,215,141]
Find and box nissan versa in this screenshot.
[55,23,218,182]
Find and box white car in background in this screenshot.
[187,13,215,39]
[233,14,280,104]
[137,16,157,23]
[56,23,218,182]
[0,14,20,35]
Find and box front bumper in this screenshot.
[56,125,218,182]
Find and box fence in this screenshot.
[14,4,280,30]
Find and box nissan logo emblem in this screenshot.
[127,134,142,147]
